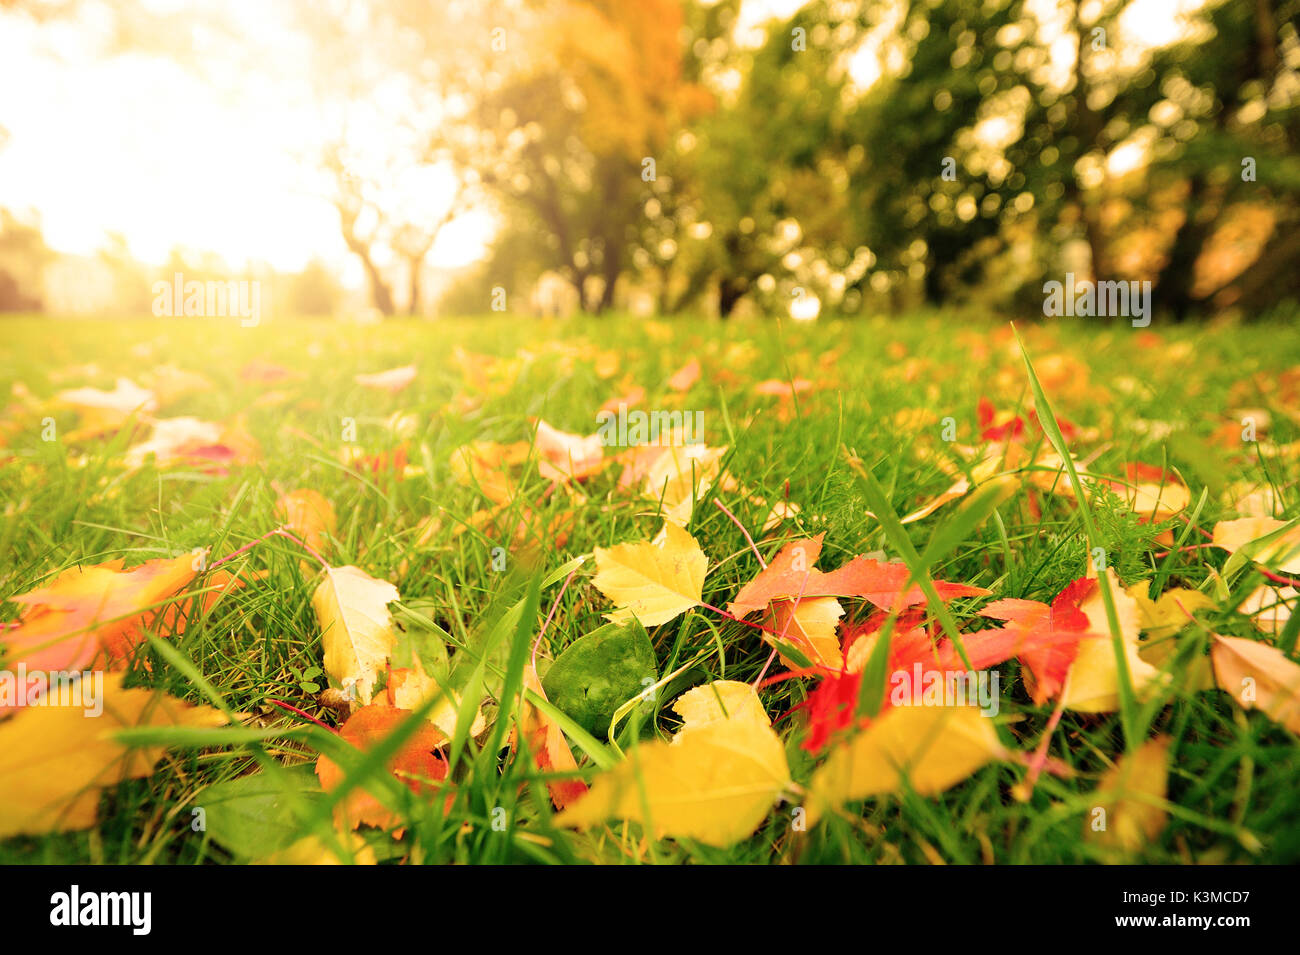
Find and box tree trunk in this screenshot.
[406,255,422,316]
[717,277,747,318]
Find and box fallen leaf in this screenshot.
[275,489,337,556]
[764,596,844,670]
[315,703,451,833]
[519,664,588,810]
[1211,635,1300,733]
[728,534,989,618]
[0,673,225,837]
[354,364,417,393]
[313,566,400,706]
[555,680,790,847]
[532,418,605,482]
[1212,518,1300,575]
[1085,736,1170,854]
[592,522,707,627]
[666,358,700,392]
[805,705,1005,826]
[541,618,657,736]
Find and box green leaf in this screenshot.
[195,766,322,859]
[542,618,657,737]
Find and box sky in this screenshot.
[0,0,1201,281]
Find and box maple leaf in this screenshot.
[275,489,337,556]
[315,702,451,833]
[1211,635,1300,733]
[354,364,417,393]
[0,673,226,837]
[2,556,199,696]
[727,533,989,618]
[805,705,1006,826]
[518,664,588,810]
[555,680,791,847]
[1085,736,1171,853]
[980,573,1166,711]
[313,566,400,707]
[591,522,707,627]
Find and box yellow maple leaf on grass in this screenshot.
[592,522,707,627]
[0,673,226,837]
[313,565,400,706]
[805,705,1006,827]
[555,680,791,847]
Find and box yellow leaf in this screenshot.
[555,680,790,847]
[592,522,707,627]
[764,597,844,670]
[1237,584,1297,636]
[256,831,378,865]
[1211,635,1300,733]
[1128,584,1216,690]
[387,664,486,741]
[313,566,400,706]
[672,679,770,731]
[1128,584,1214,641]
[1212,517,1300,575]
[1063,572,1168,712]
[275,489,337,557]
[0,673,226,837]
[1085,736,1170,854]
[806,705,1005,826]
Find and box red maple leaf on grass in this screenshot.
[727,534,989,618]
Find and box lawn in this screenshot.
[2,312,1299,865]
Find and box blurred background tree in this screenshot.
[1,0,1296,320]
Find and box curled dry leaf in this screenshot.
[532,418,605,482]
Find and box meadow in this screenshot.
[1,312,1298,865]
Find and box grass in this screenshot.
[1,310,1299,864]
